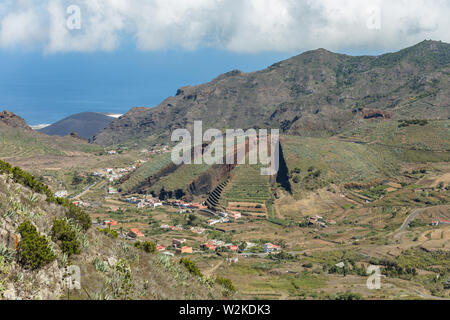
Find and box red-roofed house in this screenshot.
[129,228,145,238]
[176,246,192,255]
[202,243,216,251]
[227,245,239,252]
[104,219,118,227]
[264,243,281,254]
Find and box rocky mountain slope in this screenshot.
[0,159,222,300]
[39,112,116,140]
[93,40,450,146]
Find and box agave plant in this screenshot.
[3,208,17,219]
[0,245,14,263]
[94,258,108,273]
[28,193,39,203]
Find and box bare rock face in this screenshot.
[0,110,32,131]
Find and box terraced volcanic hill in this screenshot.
[93,40,450,146]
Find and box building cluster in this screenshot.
[189,226,205,234]
[125,195,163,209]
[201,240,239,252]
[94,160,144,182]
[128,228,145,238]
[431,220,450,226]
[160,224,184,231]
[55,190,68,198]
[308,215,328,228]
[171,238,193,255]
[72,200,91,208]
[166,199,208,210]
[206,212,241,225]
[140,145,171,155]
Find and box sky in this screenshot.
[0,0,449,125]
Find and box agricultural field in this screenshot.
[221,165,273,217]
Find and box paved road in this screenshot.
[398,208,426,231]
[70,181,101,200]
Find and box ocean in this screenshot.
[0,49,291,126]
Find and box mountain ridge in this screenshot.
[92,40,450,146]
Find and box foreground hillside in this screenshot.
[0,159,224,300]
[93,40,450,146]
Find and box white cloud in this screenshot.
[0,0,449,53]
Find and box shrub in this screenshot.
[134,241,156,253]
[0,159,91,230]
[215,276,236,294]
[16,221,55,269]
[180,258,203,277]
[51,218,81,256]
[333,291,364,300]
[97,227,119,238]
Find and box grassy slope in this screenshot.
[281,135,399,193]
[0,125,102,158]
[149,163,212,193]
[339,120,450,162]
[119,153,173,193]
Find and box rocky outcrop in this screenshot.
[0,110,32,131]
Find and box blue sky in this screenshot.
[0,0,448,125]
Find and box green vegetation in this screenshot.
[51,218,81,256]
[215,276,236,294]
[281,135,398,195]
[16,221,55,270]
[0,159,91,230]
[333,291,364,300]
[180,258,203,277]
[97,227,119,238]
[134,241,157,254]
[150,163,212,195]
[398,119,429,127]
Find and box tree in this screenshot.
[72,172,83,185]
[51,218,81,256]
[17,221,55,270]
